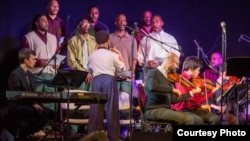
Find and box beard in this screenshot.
[39,25,48,32]
[168,67,176,73]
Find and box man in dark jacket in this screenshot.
[4,48,54,140]
[145,52,201,125]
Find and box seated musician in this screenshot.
[207,65,247,124]
[145,52,202,125]
[4,48,54,140]
[201,52,246,124]
[171,56,221,125]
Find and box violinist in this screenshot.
[171,56,221,125]
[206,65,247,125]
[145,52,202,125]
[201,52,222,83]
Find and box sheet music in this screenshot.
[48,54,66,65]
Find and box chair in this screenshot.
[137,83,174,133]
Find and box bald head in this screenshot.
[210,52,222,67]
[161,52,180,73]
[163,52,179,63]
[47,0,59,16]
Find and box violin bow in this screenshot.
[203,74,209,106]
[240,76,247,84]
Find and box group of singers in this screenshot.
[0,0,249,141]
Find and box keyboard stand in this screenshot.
[36,110,64,141]
[6,91,108,141]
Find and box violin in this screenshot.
[192,77,215,91]
[167,73,196,88]
[222,76,241,91]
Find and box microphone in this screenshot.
[124,22,139,32]
[179,45,184,57]
[67,15,71,21]
[238,34,243,42]
[220,21,226,33]
[124,25,137,32]
[133,22,138,32]
[65,14,71,37]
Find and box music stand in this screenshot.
[226,57,250,124]
[216,83,237,103]
[48,69,88,89]
[49,69,88,140]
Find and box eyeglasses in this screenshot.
[81,23,90,27]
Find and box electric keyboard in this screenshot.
[6,91,108,104]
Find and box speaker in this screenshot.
[131,131,172,141]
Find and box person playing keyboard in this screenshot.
[3,48,55,140]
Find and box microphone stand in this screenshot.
[140,29,183,57]
[37,43,63,77]
[59,15,71,54]
[193,39,200,58]
[36,50,62,139]
[239,34,250,43]
[97,20,110,34]
[37,53,58,77]
[65,15,70,37]
[125,26,136,141]
[142,34,148,83]
[221,21,229,125]
[194,40,219,74]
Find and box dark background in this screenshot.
[1,0,250,102]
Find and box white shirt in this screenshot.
[141,30,180,62]
[87,48,125,77]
